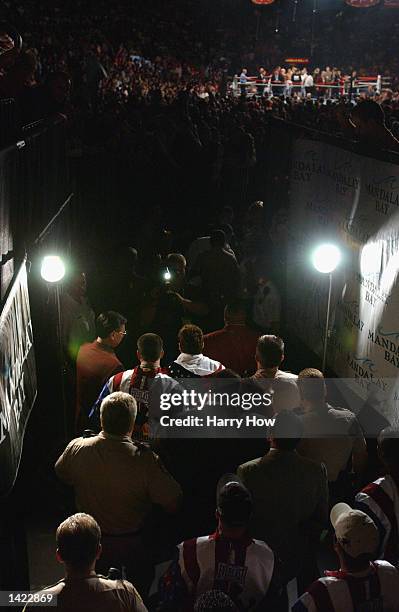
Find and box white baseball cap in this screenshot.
[330,503,379,559]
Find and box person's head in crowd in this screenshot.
[137,333,164,366]
[159,229,173,256]
[166,253,186,290]
[350,100,385,132]
[381,89,393,103]
[114,245,138,277]
[100,391,137,437]
[0,27,19,68]
[271,378,300,413]
[350,100,398,146]
[224,301,247,326]
[270,409,303,451]
[46,71,72,105]
[0,32,13,55]
[209,229,226,250]
[178,324,204,356]
[194,590,239,612]
[56,513,101,576]
[378,427,399,477]
[216,475,253,538]
[129,247,138,269]
[96,311,127,348]
[330,503,379,572]
[246,201,264,227]
[297,368,327,410]
[255,335,284,372]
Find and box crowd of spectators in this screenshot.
[0,0,399,154]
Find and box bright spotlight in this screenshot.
[360,241,382,276]
[164,268,171,281]
[312,244,341,274]
[40,255,65,283]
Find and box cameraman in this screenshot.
[140,254,208,361]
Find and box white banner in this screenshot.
[287,140,399,426]
[0,260,37,496]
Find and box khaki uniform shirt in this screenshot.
[23,575,147,612]
[55,432,182,534]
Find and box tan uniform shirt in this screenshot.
[23,575,147,612]
[55,432,182,534]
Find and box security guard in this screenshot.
[22,513,147,612]
[55,392,182,595]
[24,513,147,612]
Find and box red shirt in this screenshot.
[76,341,123,422]
[203,324,261,376]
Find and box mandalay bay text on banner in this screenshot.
[0,259,37,497]
[287,139,399,429]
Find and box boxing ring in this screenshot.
[231,74,388,99]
